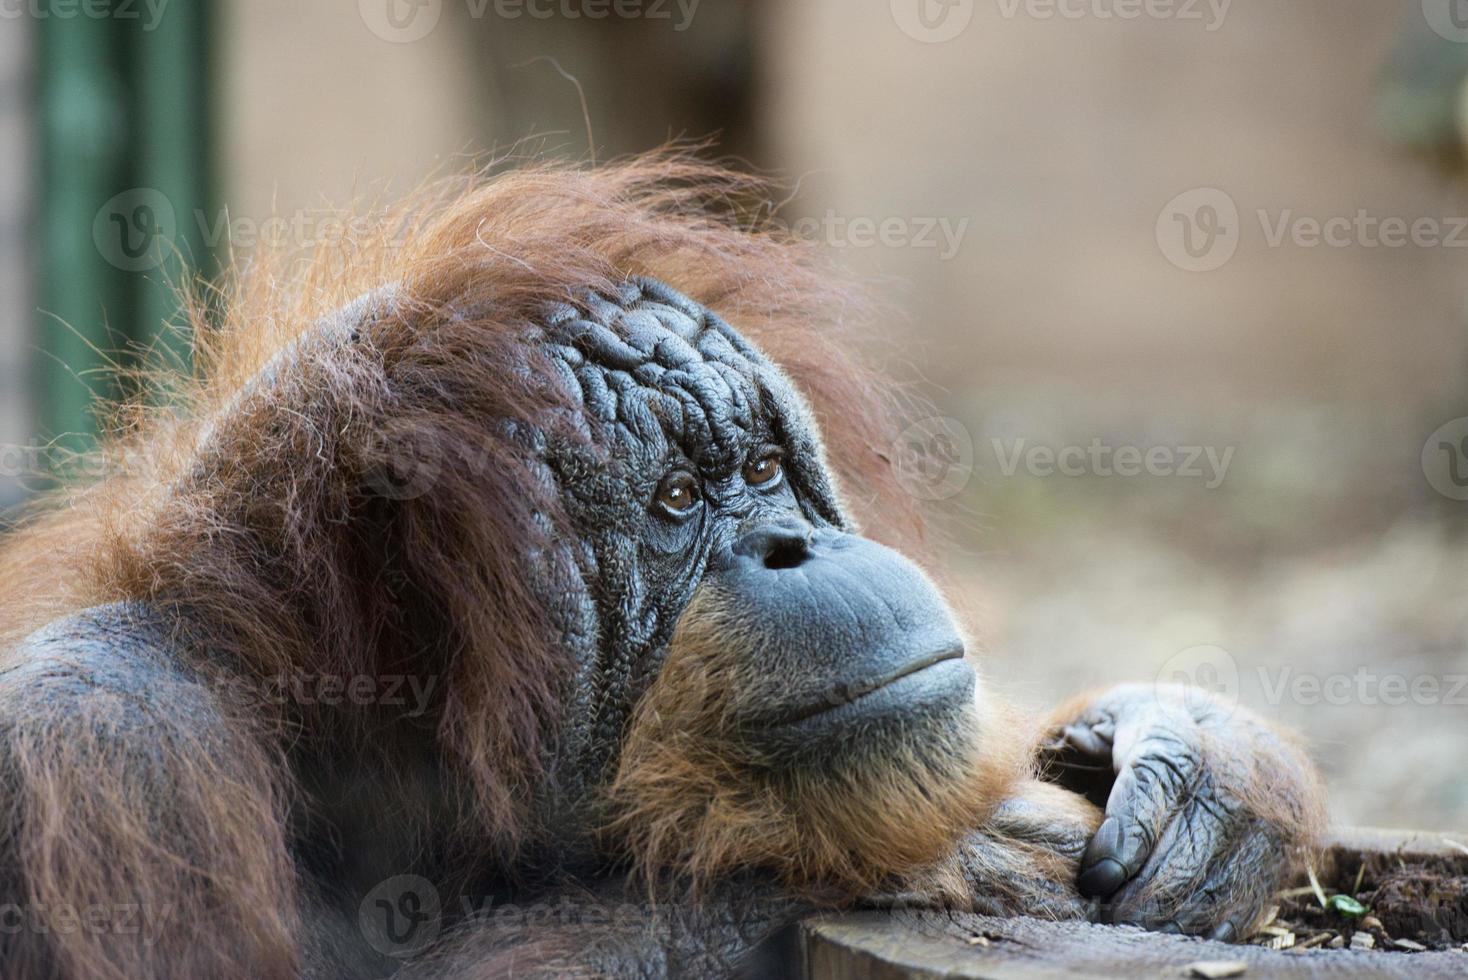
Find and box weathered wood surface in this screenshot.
[801,828,1468,979]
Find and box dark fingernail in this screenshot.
[1090,810,1154,877]
[1207,921,1237,943]
[1079,818,1129,896]
[1078,857,1128,897]
[1089,816,1122,858]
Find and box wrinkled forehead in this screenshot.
[532,277,794,471]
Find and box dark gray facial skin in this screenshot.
[530,278,974,838]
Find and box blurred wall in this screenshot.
[220,0,480,229]
[221,0,760,225]
[767,1,1468,408]
[223,3,1468,408]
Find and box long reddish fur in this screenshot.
[0,154,941,977]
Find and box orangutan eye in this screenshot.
[743,451,784,489]
[654,471,702,516]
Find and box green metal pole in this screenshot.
[36,0,212,454]
[37,9,127,451]
[131,0,212,372]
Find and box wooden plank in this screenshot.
[1324,826,1468,863]
[803,911,1468,980]
[801,827,1468,980]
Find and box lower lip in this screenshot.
[776,655,975,731]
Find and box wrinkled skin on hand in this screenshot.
[1040,683,1325,939]
[881,779,1103,922]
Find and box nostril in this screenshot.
[764,535,809,570]
[731,523,814,570]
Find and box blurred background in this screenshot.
[2,0,1467,832]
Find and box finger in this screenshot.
[1101,785,1230,924]
[1042,718,1116,760]
[1078,725,1201,898]
[960,837,1099,922]
[986,781,1102,860]
[1037,713,1119,809]
[1105,793,1276,937]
